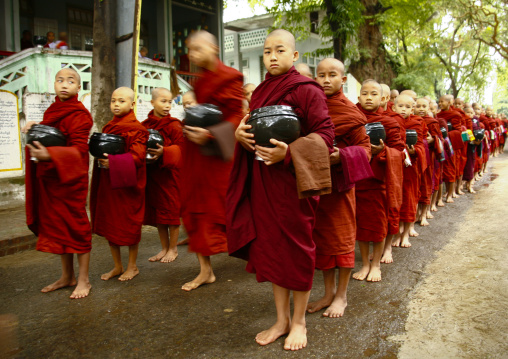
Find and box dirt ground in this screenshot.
[393,156,508,358]
[0,155,507,358]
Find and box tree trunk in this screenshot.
[347,0,398,85]
[323,0,346,61]
[91,0,117,131]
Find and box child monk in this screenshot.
[437,95,463,203]
[180,30,244,291]
[380,84,391,112]
[142,88,184,262]
[295,63,313,79]
[353,80,404,279]
[243,83,256,104]
[462,105,480,193]
[228,29,334,350]
[90,87,148,281]
[391,94,425,248]
[23,68,92,299]
[307,59,371,315]
[429,100,444,211]
[182,90,197,110]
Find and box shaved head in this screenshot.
[381,84,390,97]
[361,79,383,95]
[295,63,313,79]
[401,90,417,101]
[394,94,414,106]
[151,87,172,101]
[188,30,218,47]
[317,58,345,76]
[440,94,454,102]
[56,68,81,83]
[113,86,135,102]
[266,29,296,51]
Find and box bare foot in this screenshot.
[307,295,334,313]
[380,252,393,264]
[160,248,178,263]
[41,277,77,293]
[148,249,167,262]
[284,323,307,351]
[437,199,445,207]
[468,186,476,194]
[457,189,465,195]
[445,196,454,203]
[409,229,419,237]
[426,211,434,219]
[119,267,139,281]
[255,321,290,346]
[431,204,438,211]
[353,265,370,281]
[101,267,123,281]
[420,217,430,226]
[452,192,458,198]
[70,281,91,299]
[366,266,382,282]
[392,237,401,247]
[400,234,412,248]
[323,296,347,318]
[182,271,216,291]
[177,238,189,246]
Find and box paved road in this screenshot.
[0,154,507,358]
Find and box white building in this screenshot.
[223,13,360,103]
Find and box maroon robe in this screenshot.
[227,67,334,291]
[90,111,149,246]
[25,95,92,254]
[438,109,463,182]
[142,111,184,226]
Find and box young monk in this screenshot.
[462,105,480,193]
[180,30,244,291]
[142,88,184,263]
[380,84,391,112]
[90,87,148,281]
[23,68,92,299]
[307,59,371,315]
[453,98,469,195]
[295,63,313,79]
[354,80,404,278]
[243,83,256,104]
[228,29,334,351]
[182,90,197,109]
[390,89,399,103]
[429,100,444,212]
[391,94,425,248]
[437,95,463,203]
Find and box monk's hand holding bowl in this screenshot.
[147,143,164,162]
[371,139,385,156]
[235,114,255,152]
[255,139,288,166]
[21,121,37,134]
[26,141,51,162]
[330,147,341,165]
[98,153,110,169]
[407,145,416,155]
[183,126,211,146]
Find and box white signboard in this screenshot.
[22,93,56,123]
[0,90,23,177]
[136,98,153,122]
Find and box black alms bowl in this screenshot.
[89,132,125,159]
[33,36,47,46]
[183,104,223,128]
[447,122,453,132]
[406,129,418,146]
[147,129,164,149]
[441,127,448,139]
[26,124,66,147]
[246,105,300,147]
[365,122,386,145]
[474,128,485,141]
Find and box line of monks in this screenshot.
[23,29,507,351]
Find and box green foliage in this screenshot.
[494,62,508,113]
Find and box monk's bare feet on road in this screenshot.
[381,251,393,264]
[409,227,419,237]
[366,266,382,282]
[101,267,123,281]
[41,277,77,293]
[445,196,454,203]
[452,192,458,198]
[437,198,445,207]
[148,249,167,262]
[457,189,464,195]
[400,233,412,248]
[353,265,370,280]
[255,321,290,346]
[427,211,434,219]
[392,236,401,247]
[307,294,333,313]
[323,296,347,318]
[284,323,307,351]
[177,237,189,246]
[119,267,139,281]
[182,271,216,291]
[420,216,430,226]
[70,281,91,299]
[160,248,178,263]
[431,204,438,211]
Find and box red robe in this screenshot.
[142,111,184,226]
[399,115,425,223]
[420,115,442,197]
[312,91,371,270]
[181,59,244,256]
[356,104,405,240]
[90,111,148,246]
[227,67,335,291]
[25,96,93,254]
[438,109,463,182]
